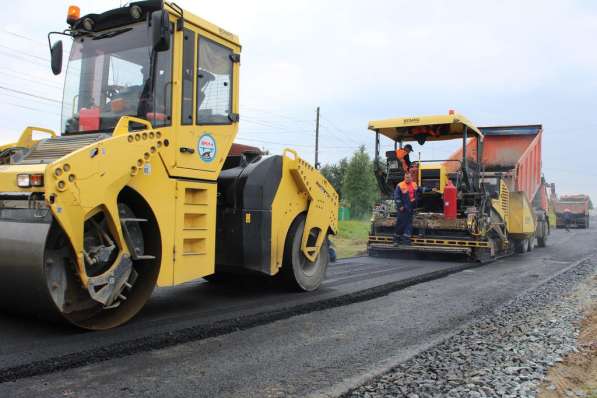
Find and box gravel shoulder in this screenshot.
[346,258,597,398]
[538,287,597,398]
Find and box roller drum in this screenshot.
[0,220,58,317]
[0,207,160,329]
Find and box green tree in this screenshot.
[320,158,348,199]
[341,146,378,218]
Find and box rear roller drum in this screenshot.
[280,215,329,291]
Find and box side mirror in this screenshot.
[50,40,63,75]
[152,10,170,52]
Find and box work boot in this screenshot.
[393,235,402,246]
[402,235,412,245]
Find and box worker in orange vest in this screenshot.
[395,144,413,173]
[393,172,419,245]
[393,173,436,245]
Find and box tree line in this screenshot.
[320,145,378,219]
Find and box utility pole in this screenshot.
[315,106,320,169]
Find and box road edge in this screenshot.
[308,254,596,398]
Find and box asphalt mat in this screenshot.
[0,227,594,383]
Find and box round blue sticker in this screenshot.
[198,133,216,163]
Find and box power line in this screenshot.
[242,105,313,125]
[240,115,323,135]
[319,115,365,145]
[235,135,358,150]
[0,49,49,68]
[1,29,47,47]
[0,94,62,111]
[0,44,49,62]
[238,130,314,135]
[3,102,60,115]
[0,70,63,89]
[0,85,61,104]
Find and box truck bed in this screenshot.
[445,125,544,208]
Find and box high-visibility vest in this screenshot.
[398,181,418,202]
[395,148,409,171]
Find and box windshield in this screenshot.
[61,23,172,134]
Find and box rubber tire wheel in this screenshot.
[203,273,235,284]
[527,237,534,252]
[514,239,527,254]
[328,244,337,263]
[281,216,329,291]
[537,221,547,248]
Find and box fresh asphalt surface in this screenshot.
[0,226,595,397]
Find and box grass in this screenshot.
[331,219,370,259]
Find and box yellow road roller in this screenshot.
[0,1,338,329]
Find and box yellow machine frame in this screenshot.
[0,3,338,292]
[367,113,541,256]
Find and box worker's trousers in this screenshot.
[395,208,414,241]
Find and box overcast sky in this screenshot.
[0,0,595,200]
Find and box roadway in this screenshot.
[0,225,595,397]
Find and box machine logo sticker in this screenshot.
[198,133,217,163]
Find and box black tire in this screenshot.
[368,247,382,257]
[527,237,534,252]
[281,215,329,291]
[514,239,527,254]
[329,244,337,263]
[203,273,235,284]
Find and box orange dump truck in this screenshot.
[554,194,592,228]
[459,124,551,251]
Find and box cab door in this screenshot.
[174,28,238,178]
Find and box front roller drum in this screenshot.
[0,210,160,329]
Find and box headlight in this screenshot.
[17,174,30,187]
[82,17,94,31]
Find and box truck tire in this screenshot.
[203,273,235,284]
[514,239,528,254]
[527,237,534,252]
[281,215,329,291]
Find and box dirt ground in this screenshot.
[538,276,597,398]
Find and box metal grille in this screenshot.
[19,134,108,164]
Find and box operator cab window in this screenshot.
[152,26,174,128]
[196,37,233,125]
[61,22,173,134]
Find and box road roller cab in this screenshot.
[0,1,338,329]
